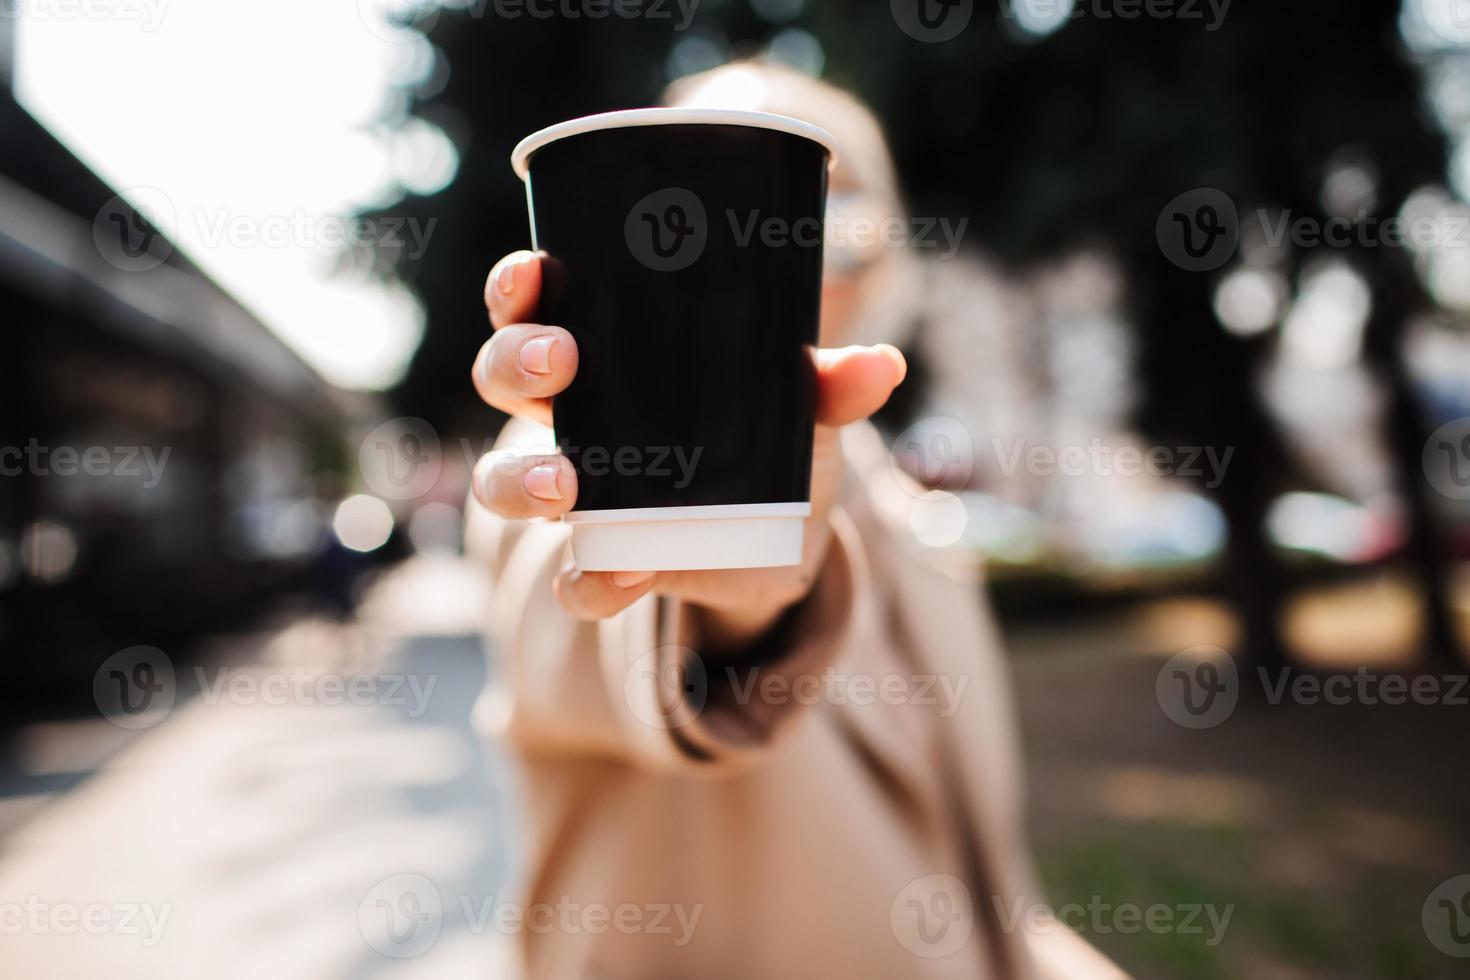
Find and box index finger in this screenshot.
[485,250,544,329]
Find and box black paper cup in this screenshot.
[511,108,835,571]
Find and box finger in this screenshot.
[472,324,579,425]
[486,251,544,329]
[553,566,658,621]
[471,451,577,520]
[814,344,907,428]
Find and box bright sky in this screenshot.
[15,0,458,390]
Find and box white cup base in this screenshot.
[565,503,810,571]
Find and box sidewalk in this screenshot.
[0,557,521,978]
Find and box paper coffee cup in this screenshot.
[512,108,835,571]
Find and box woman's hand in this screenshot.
[471,250,906,650]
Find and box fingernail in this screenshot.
[612,571,656,589]
[878,343,908,382]
[494,259,518,296]
[524,464,563,501]
[520,336,556,375]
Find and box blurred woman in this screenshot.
[466,61,1122,979]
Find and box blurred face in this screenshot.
[819,263,862,346]
[819,170,890,346]
[817,164,893,345]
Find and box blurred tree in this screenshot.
[838,0,1458,669]
[361,0,1462,668]
[355,6,684,436]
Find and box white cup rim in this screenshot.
[511,107,838,180]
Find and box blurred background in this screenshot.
[3,0,1470,977]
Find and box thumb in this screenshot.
[814,344,907,428]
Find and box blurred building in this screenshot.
[0,57,345,705]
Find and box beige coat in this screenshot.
[469,421,1125,980]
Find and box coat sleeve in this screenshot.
[467,421,863,775]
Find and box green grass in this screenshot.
[1035,823,1464,980]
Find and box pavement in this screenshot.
[3,559,1464,979]
[0,556,522,978]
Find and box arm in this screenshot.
[470,465,864,773]
[467,252,901,771]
